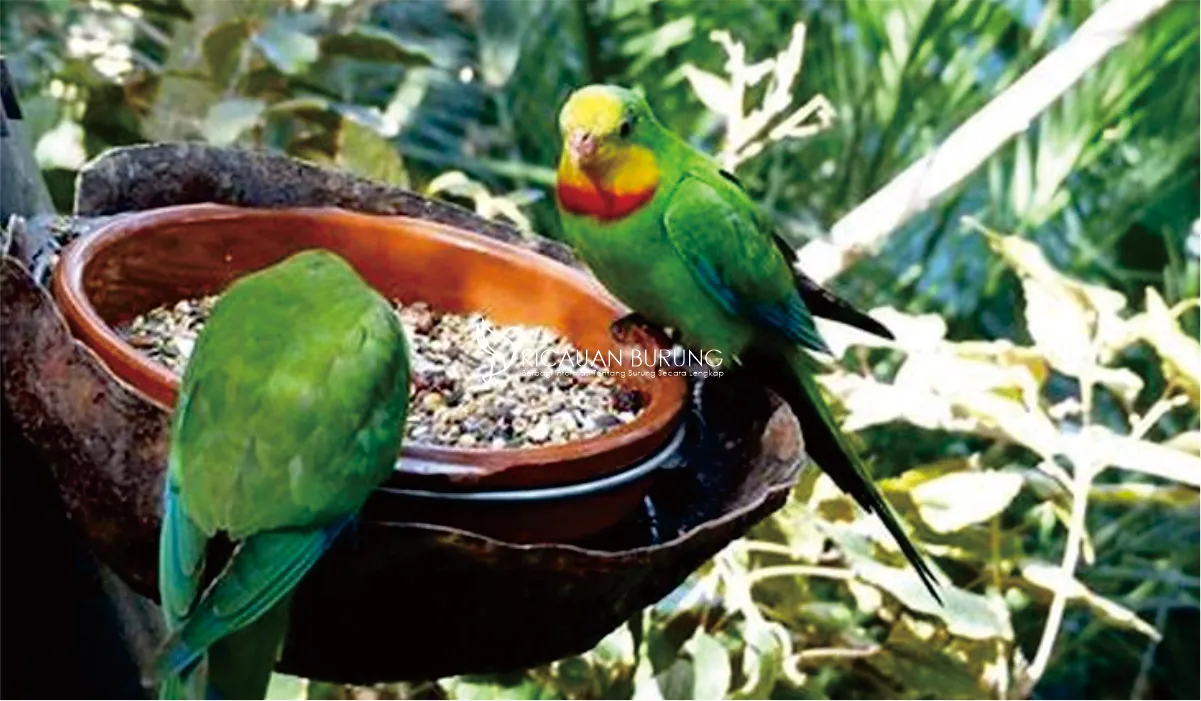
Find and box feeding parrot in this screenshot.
[554,84,941,602]
[154,250,411,699]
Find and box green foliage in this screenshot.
[4,0,1198,698]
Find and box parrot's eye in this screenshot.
[618,119,633,138]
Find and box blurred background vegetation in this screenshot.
[2,0,1198,698]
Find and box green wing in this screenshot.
[662,175,830,353]
[718,168,894,341]
[172,250,411,538]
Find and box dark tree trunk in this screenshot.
[0,56,148,699]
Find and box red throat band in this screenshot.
[555,181,657,220]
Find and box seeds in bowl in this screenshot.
[118,298,643,449]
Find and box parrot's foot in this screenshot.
[609,313,675,351]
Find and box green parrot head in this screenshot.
[556,84,666,219]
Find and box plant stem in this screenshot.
[748,565,854,585]
[1129,603,1171,699]
[795,0,1175,284]
[1028,461,1094,682]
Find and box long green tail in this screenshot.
[156,517,349,699]
[772,347,943,603]
[159,593,292,700]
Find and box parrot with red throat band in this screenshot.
[554,84,942,603]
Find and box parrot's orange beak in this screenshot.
[568,129,598,166]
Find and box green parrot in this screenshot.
[554,84,941,601]
[154,250,411,699]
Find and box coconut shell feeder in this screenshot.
[0,143,804,685]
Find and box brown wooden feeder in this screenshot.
[1,143,804,686]
[51,204,689,543]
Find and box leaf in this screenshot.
[427,170,488,200]
[682,65,733,117]
[685,631,731,700]
[866,618,1001,699]
[201,99,265,146]
[910,471,1024,533]
[1067,426,1201,486]
[632,639,665,701]
[871,306,949,350]
[1127,288,1201,405]
[729,619,786,700]
[253,20,319,75]
[953,391,1064,459]
[952,340,1051,389]
[477,0,536,87]
[856,562,1013,641]
[553,656,594,697]
[653,658,695,701]
[320,26,432,66]
[984,229,1128,379]
[882,456,978,494]
[33,118,87,170]
[447,674,556,700]
[897,349,1041,405]
[819,372,951,434]
[921,523,1030,565]
[265,673,306,700]
[1021,562,1162,640]
[622,17,696,75]
[336,117,408,187]
[202,19,250,87]
[592,624,636,668]
[1167,430,1201,455]
[1020,276,1095,378]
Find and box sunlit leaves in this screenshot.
[319,26,432,67]
[265,673,306,700]
[202,20,250,88]
[681,24,835,170]
[910,472,1024,533]
[1067,426,1201,487]
[621,17,695,76]
[426,171,537,232]
[983,225,1127,376]
[682,631,731,700]
[336,117,407,188]
[252,19,319,76]
[201,98,264,146]
[865,617,1011,700]
[680,66,731,118]
[857,562,1012,641]
[1122,288,1201,405]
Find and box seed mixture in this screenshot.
[120,298,643,449]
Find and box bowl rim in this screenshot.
[51,203,688,483]
[380,423,686,502]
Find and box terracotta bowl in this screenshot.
[51,204,687,539]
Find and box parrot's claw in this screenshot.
[609,313,675,351]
